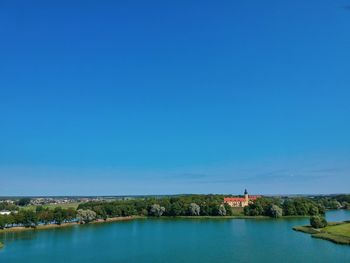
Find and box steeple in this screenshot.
[244,189,248,202]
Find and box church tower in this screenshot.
[244,189,249,202]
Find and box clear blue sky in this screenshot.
[1,0,349,196]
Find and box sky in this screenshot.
[0,0,350,196]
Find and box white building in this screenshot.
[0,210,12,215]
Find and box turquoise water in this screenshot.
[1,210,349,263]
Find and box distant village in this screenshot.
[1,191,348,217]
[0,197,109,215]
[0,191,260,215]
[0,190,261,214]
[0,190,261,215]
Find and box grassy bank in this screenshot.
[0,216,134,234]
[293,226,320,234]
[293,222,350,245]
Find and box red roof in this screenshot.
[224,196,261,202]
[224,197,245,202]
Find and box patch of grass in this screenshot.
[293,222,350,245]
[23,202,81,211]
[323,222,350,237]
[0,216,135,233]
[292,226,320,234]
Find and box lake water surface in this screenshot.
[1,210,349,262]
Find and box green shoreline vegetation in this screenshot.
[293,216,350,245]
[293,223,350,245]
[1,194,349,236]
[0,216,134,233]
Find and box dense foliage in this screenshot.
[244,197,325,217]
[0,194,349,230]
[269,204,283,218]
[16,198,31,206]
[314,195,350,210]
[0,202,17,211]
[310,216,328,228]
[188,203,201,216]
[0,207,77,229]
[77,209,97,223]
[77,195,235,218]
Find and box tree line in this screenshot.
[0,206,104,229]
[0,195,232,229]
[1,194,349,229]
[77,194,234,218]
[0,207,77,229]
[313,195,350,210]
[244,197,326,218]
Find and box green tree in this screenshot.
[282,200,296,216]
[218,205,226,216]
[309,206,319,216]
[17,198,31,206]
[169,201,184,216]
[21,210,38,228]
[92,206,107,220]
[188,203,200,216]
[0,202,18,211]
[37,208,54,224]
[310,216,327,228]
[149,204,165,217]
[329,200,342,210]
[13,211,25,225]
[77,209,97,224]
[53,207,65,225]
[65,208,77,222]
[5,214,15,227]
[0,215,6,229]
[269,205,283,218]
[342,202,350,209]
[244,200,264,216]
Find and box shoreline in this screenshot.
[0,216,134,234]
[293,222,350,245]
[0,215,311,234]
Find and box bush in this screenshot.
[310,216,327,228]
[269,205,283,218]
[188,203,200,216]
[77,209,97,224]
[17,198,31,206]
[149,204,165,217]
[218,205,226,216]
